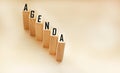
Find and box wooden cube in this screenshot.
[56,42,65,62]
[23,11,30,30]
[43,30,50,48]
[35,21,43,41]
[49,35,58,55]
[29,18,36,36]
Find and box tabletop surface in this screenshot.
[0,0,120,73]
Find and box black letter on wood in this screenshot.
[24,4,28,11]
[30,10,35,18]
[52,28,57,35]
[45,22,49,29]
[38,15,42,23]
[60,34,64,42]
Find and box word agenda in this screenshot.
[22,3,65,62]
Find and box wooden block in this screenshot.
[43,30,51,48]
[35,21,43,41]
[56,42,65,62]
[23,11,30,30]
[49,35,58,55]
[29,18,36,36]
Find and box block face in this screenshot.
[49,36,58,55]
[35,22,43,41]
[29,18,36,36]
[23,11,30,30]
[56,42,65,62]
[43,30,50,48]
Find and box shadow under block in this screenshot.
[29,18,36,36]
[49,36,58,55]
[35,22,43,41]
[56,42,65,62]
[23,11,30,30]
[43,30,50,48]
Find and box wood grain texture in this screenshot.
[56,42,65,62]
[35,22,43,41]
[49,35,58,55]
[29,18,36,36]
[23,11,30,30]
[43,30,51,48]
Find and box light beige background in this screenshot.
[0,0,120,73]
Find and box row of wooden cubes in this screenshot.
[22,4,65,62]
